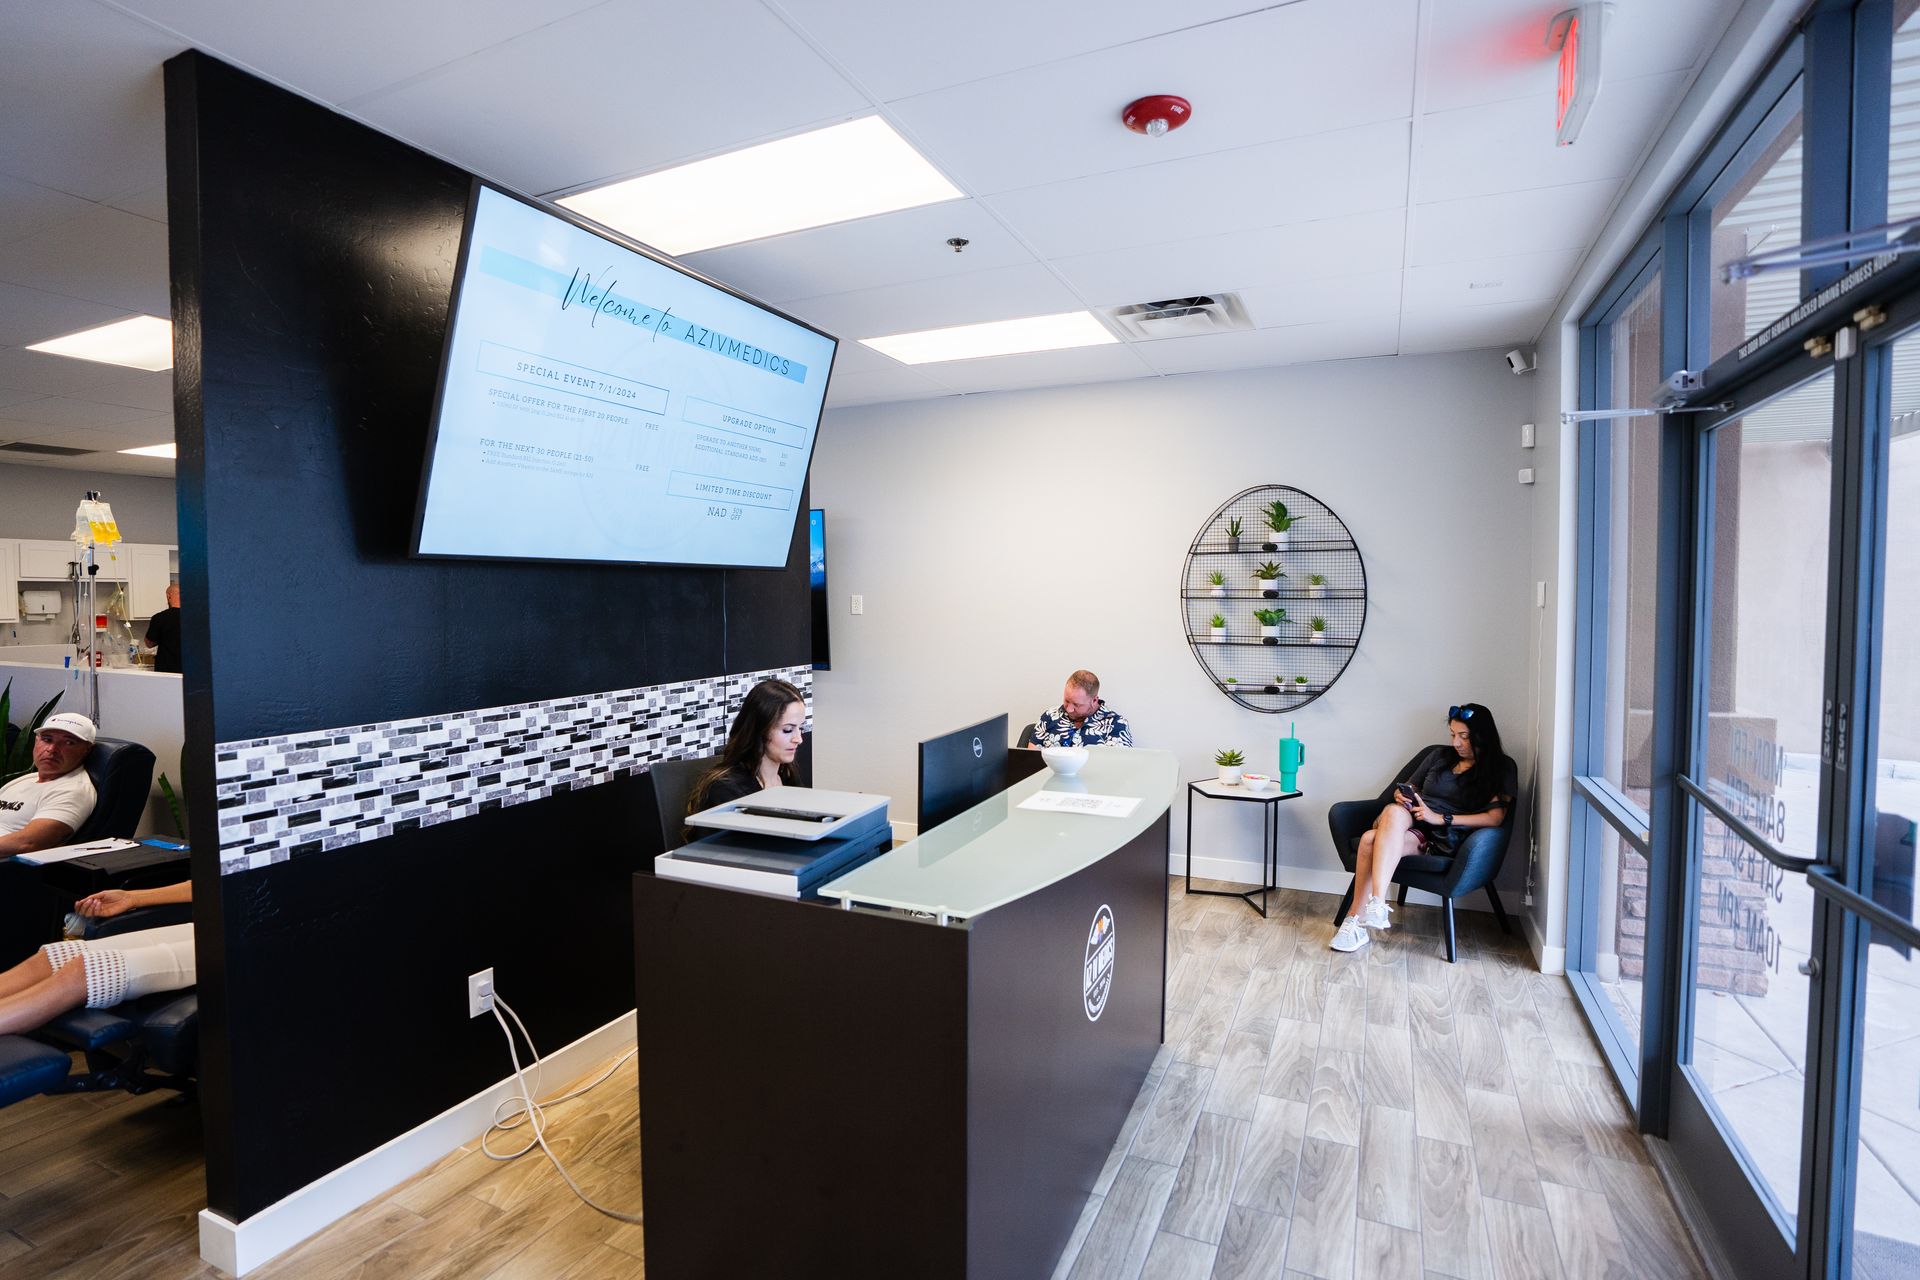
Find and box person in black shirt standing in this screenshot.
[142,583,182,674]
[1331,702,1512,953]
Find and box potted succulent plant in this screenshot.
[1309,615,1328,644]
[1214,748,1245,785]
[1294,675,1309,687]
[1208,569,1227,597]
[1251,561,1286,596]
[1261,499,1294,551]
[1255,606,1287,643]
[1307,572,1327,599]
[1224,516,1243,552]
[1209,613,1228,641]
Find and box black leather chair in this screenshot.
[71,736,157,843]
[1015,723,1038,748]
[1326,748,1519,962]
[648,755,722,854]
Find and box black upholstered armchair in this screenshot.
[1326,747,1518,962]
[71,736,157,843]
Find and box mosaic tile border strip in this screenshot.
[213,664,813,875]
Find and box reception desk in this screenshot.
[632,748,1176,1279]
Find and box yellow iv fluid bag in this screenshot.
[72,495,122,545]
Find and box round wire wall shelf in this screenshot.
[1182,485,1368,713]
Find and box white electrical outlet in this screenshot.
[1520,422,1536,449]
[468,967,495,1018]
[849,594,864,615]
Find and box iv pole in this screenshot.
[69,490,118,728]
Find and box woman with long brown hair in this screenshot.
[686,679,808,819]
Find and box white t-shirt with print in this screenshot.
[0,768,97,837]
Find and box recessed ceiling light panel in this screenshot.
[559,116,964,256]
[861,312,1118,365]
[118,443,177,458]
[26,315,173,371]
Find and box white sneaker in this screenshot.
[1361,895,1393,930]
[1330,918,1371,952]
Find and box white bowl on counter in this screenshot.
[1041,746,1089,776]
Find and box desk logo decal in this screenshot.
[1084,904,1116,1022]
[971,736,983,760]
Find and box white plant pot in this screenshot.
[1310,632,1326,645]
[1269,530,1290,550]
[1209,584,1226,597]
[1308,584,1325,598]
[1260,625,1280,641]
[1217,766,1240,786]
[1210,626,1228,642]
[1256,578,1279,595]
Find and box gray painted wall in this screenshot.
[809,351,1542,902]
[0,464,177,544]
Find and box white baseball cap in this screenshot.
[38,712,97,745]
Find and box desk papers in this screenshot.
[1017,792,1141,819]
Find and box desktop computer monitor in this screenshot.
[917,713,1010,834]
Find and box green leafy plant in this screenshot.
[1308,573,1327,586]
[1224,677,1239,685]
[1209,614,1227,629]
[1207,570,1225,585]
[1295,675,1309,684]
[1310,615,1327,632]
[1254,607,1288,627]
[0,679,63,788]
[1225,517,1242,538]
[158,772,187,839]
[1214,748,1245,767]
[1262,499,1294,533]
[1251,561,1286,582]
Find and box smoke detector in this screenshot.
[1103,294,1251,341]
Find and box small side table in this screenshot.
[1185,780,1303,918]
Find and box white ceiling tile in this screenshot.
[0,388,50,412]
[60,369,174,413]
[910,342,1150,394]
[824,366,955,407]
[1401,247,1586,311]
[0,177,103,249]
[1413,69,1691,203]
[352,0,868,195]
[988,120,1411,259]
[0,396,156,431]
[1235,272,1405,329]
[0,346,158,398]
[126,0,608,104]
[1422,0,1739,115]
[785,263,1082,339]
[0,204,170,314]
[1135,316,1401,375]
[0,283,132,348]
[777,0,1279,101]
[104,183,170,224]
[0,3,174,202]
[891,2,1417,196]
[682,201,1036,304]
[1052,209,1408,305]
[1406,180,1617,265]
[1397,298,1553,354]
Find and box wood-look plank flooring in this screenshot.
[1051,880,1708,1280]
[0,881,1707,1279]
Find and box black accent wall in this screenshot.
[166,52,812,1220]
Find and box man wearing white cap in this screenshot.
[0,713,98,856]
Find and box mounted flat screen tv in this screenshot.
[412,182,838,568]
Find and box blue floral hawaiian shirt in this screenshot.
[1033,700,1134,747]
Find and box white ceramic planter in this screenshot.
[1310,632,1326,645]
[1217,765,1240,785]
[1209,584,1226,597]
[1260,625,1280,641]
[1308,584,1325,598]
[1210,626,1228,642]
[1268,530,1290,550]
[1256,577,1280,595]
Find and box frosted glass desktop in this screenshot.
[819,748,1177,918]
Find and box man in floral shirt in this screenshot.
[1032,670,1134,747]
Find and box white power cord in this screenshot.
[482,995,644,1225]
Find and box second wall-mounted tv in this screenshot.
[412,182,839,568]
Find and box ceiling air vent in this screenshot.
[1104,293,1252,341]
[0,442,95,456]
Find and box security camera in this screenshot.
[1505,348,1536,375]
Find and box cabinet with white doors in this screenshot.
[8,540,177,621]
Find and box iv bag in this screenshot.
[71,495,121,546]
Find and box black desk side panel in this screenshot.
[634,876,970,1279]
[964,810,1170,1278]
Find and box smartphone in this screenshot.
[1395,783,1419,806]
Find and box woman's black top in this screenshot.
[1406,748,1511,852]
[681,769,762,845]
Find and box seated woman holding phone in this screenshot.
[684,679,808,830]
[1331,702,1511,953]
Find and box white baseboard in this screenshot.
[1177,854,1499,913]
[199,1010,637,1276]
[1524,913,1567,974]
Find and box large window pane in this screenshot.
[1885,4,1920,227]
[1687,369,1834,1231]
[1853,326,1920,1270]
[1584,270,1664,1061]
[1709,84,1803,362]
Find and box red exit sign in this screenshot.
[1553,5,1603,147]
